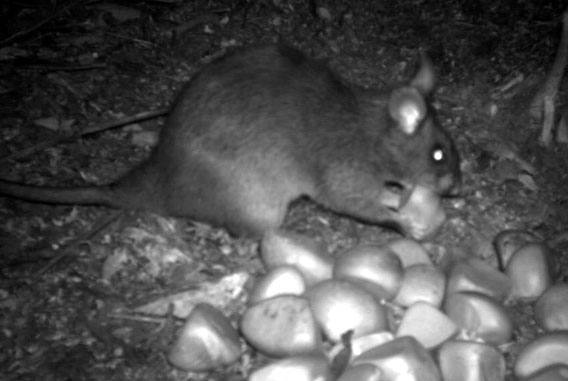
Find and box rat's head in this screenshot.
[375,53,461,239]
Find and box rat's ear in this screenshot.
[388,87,427,135]
[409,52,436,96]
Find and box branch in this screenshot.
[530,10,568,146]
[0,108,169,164]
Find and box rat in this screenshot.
[0,44,460,239]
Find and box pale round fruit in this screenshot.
[168,303,241,372]
[438,340,506,381]
[397,185,447,241]
[350,332,394,359]
[493,229,539,268]
[444,291,513,346]
[396,302,457,349]
[261,230,333,286]
[241,295,322,357]
[394,264,446,307]
[248,265,306,305]
[514,331,568,379]
[305,280,388,343]
[446,257,511,302]
[506,243,553,301]
[352,336,441,381]
[520,365,568,381]
[386,238,432,267]
[337,364,382,381]
[334,245,403,300]
[329,331,394,362]
[249,355,332,381]
[534,283,568,331]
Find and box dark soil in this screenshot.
[1,0,567,380]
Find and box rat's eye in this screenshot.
[432,144,446,164]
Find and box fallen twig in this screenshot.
[0,2,79,47]
[17,63,107,72]
[34,210,123,277]
[0,108,169,164]
[530,10,568,146]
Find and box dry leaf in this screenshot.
[102,249,130,282]
[95,3,142,22]
[518,174,539,192]
[317,7,332,21]
[135,272,250,317]
[34,117,75,131]
[0,46,29,60]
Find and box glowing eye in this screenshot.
[433,147,445,163]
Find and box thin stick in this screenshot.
[0,108,169,164]
[0,3,74,47]
[81,109,168,136]
[531,11,568,117]
[18,63,107,72]
[530,10,568,146]
[34,210,123,277]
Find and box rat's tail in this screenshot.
[0,179,116,207]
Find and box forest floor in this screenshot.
[1,1,567,380]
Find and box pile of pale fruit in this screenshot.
[166,229,568,380]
